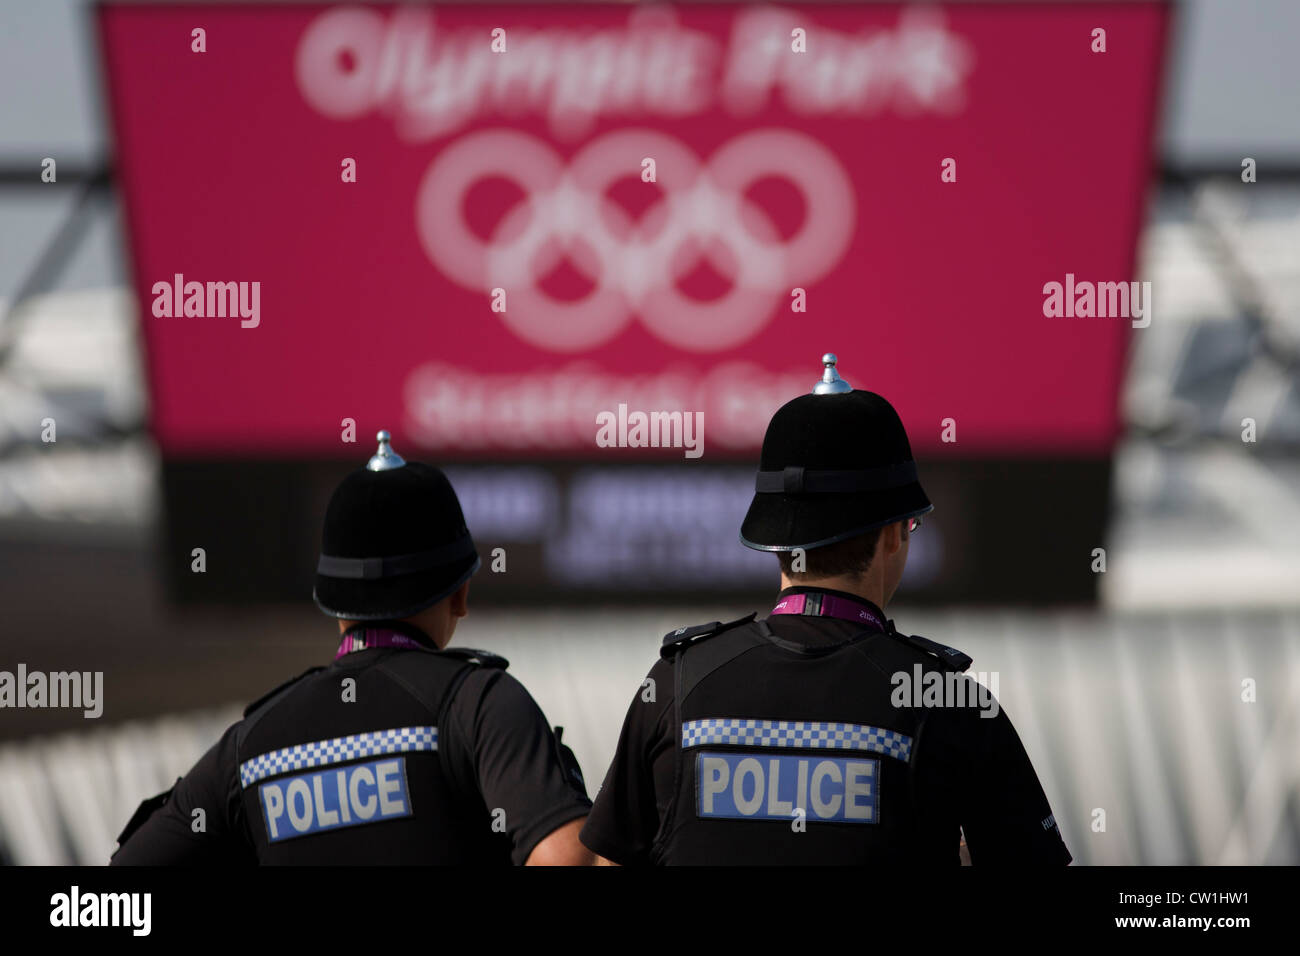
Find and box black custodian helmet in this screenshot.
[314,431,480,620]
[740,354,933,552]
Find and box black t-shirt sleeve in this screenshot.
[928,700,1072,866]
[110,722,255,865]
[448,669,592,865]
[580,658,674,866]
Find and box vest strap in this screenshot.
[889,631,972,672]
[438,647,509,669]
[661,612,757,658]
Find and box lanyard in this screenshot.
[334,627,433,660]
[770,591,887,633]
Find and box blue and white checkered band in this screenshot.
[239,726,438,788]
[681,718,912,763]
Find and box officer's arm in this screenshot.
[460,671,594,865]
[111,723,253,865]
[579,659,674,866]
[524,818,592,866]
[955,705,1072,866]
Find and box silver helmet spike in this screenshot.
[812,353,852,395]
[366,430,407,471]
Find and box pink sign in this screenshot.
[98,3,1169,457]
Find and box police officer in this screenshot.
[113,432,593,865]
[580,356,1072,866]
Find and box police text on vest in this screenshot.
[259,757,412,841]
[696,752,878,823]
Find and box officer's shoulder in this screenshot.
[436,647,509,670]
[885,628,972,673]
[243,665,327,717]
[661,612,757,658]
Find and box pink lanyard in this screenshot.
[770,592,887,632]
[334,628,431,660]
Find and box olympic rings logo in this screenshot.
[415,129,857,353]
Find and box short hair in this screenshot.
[777,527,884,580]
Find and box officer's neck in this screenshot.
[337,611,454,650]
[778,573,887,611]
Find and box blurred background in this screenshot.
[1,0,1298,865]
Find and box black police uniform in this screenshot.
[112,433,590,865]
[581,589,1071,865]
[579,356,1071,866]
[111,623,590,865]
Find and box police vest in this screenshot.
[652,615,969,865]
[234,644,510,864]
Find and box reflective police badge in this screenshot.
[696,752,879,823]
[258,757,413,842]
[239,726,433,842]
[684,718,913,825]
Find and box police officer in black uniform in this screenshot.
[580,356,1072,866]
[113,432,593,865]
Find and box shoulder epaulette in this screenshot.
[243,665,326,717]
[114,778,180,848]
[438,647,509,669]
[889,631,972,672]
[661,612,757,658]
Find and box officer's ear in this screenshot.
[450,580,470,619]
[879,520,904,557]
